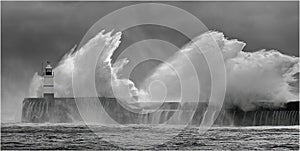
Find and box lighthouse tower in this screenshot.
[43,61,54,100]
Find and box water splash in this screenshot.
[29,30,299,111]
[140,31,299,111]
[29,30,139,102]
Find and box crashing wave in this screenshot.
[29,30,299,111]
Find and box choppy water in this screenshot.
[1,123,299,150]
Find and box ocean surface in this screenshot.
[1,123,299,150]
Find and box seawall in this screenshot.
[22,97,299,126]
[22,98,82,123]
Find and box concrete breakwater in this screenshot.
[22,97,299,126]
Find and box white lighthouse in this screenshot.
[43,61,54,99]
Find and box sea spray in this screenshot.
[29,30,299,111]
[141,31,299,111]
[29,30,139,102]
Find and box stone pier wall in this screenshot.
[22,97,299,126]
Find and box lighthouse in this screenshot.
[43,61,54,100]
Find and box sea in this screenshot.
[1,123,299,150]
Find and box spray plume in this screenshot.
[29,30,299,111]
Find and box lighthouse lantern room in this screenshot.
[43,61,54,99]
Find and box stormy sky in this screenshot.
[1,1,299,121]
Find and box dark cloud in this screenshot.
[1,1,298,121]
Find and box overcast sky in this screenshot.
[1,1,299,121]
